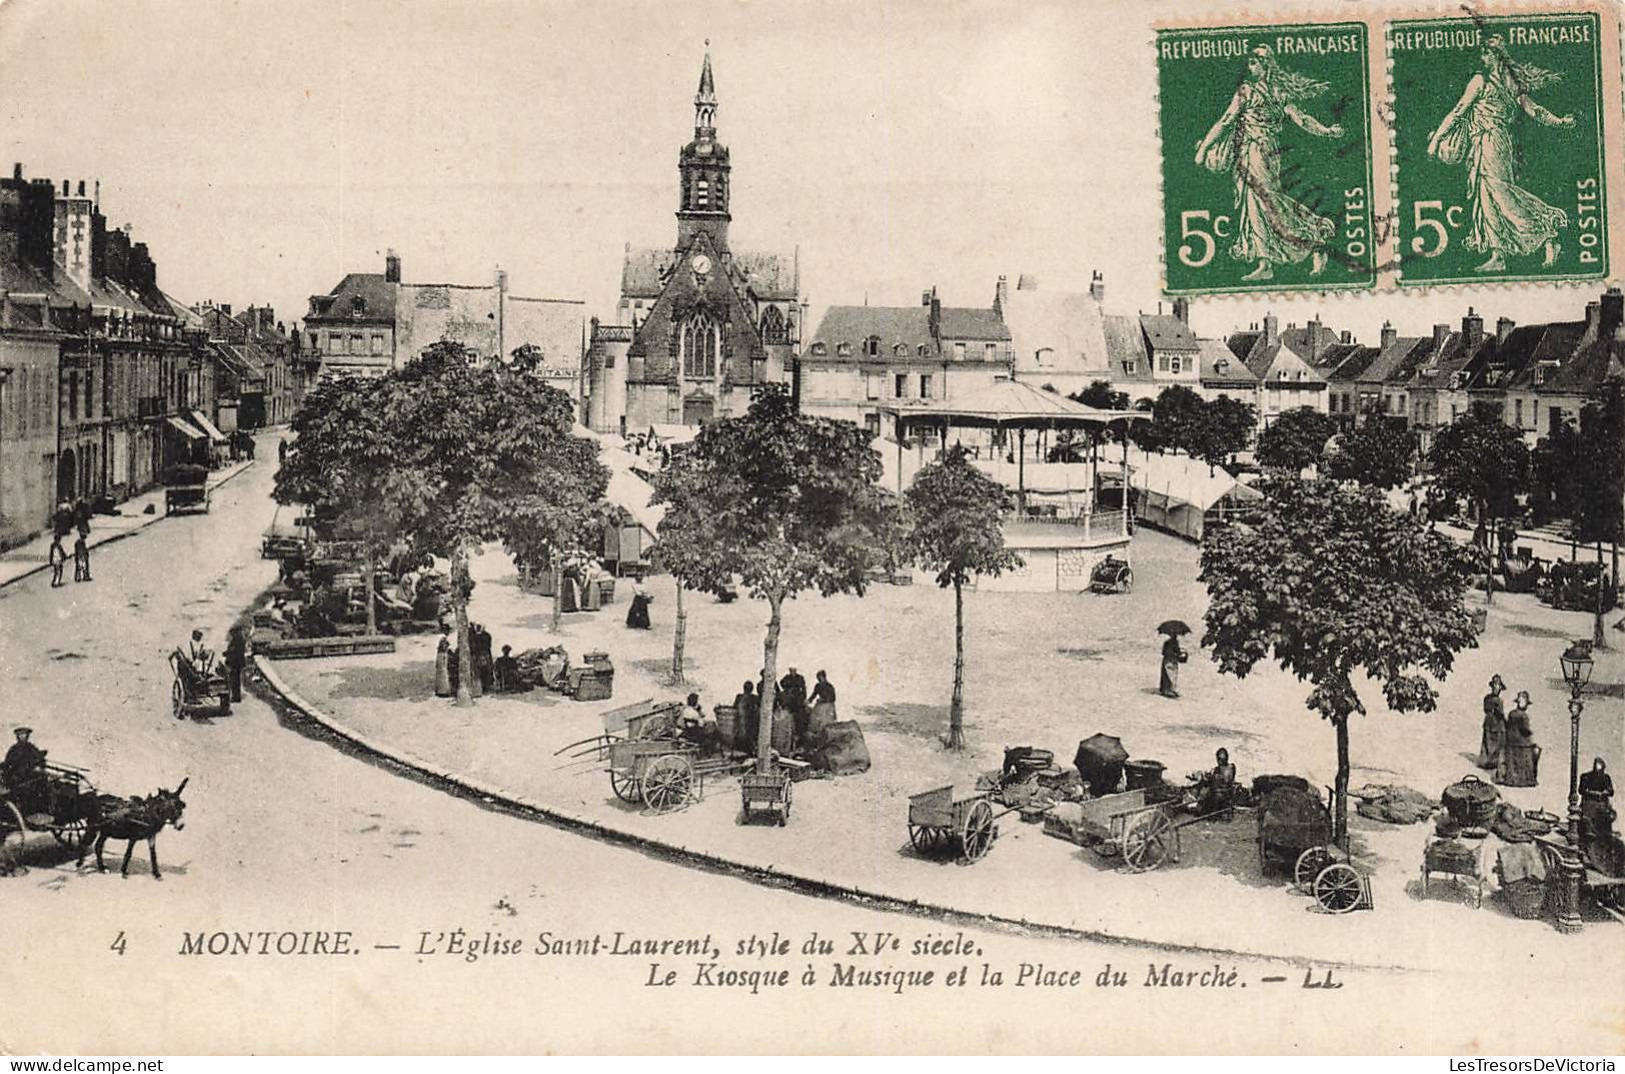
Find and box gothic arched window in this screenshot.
[680,314,720,379]
[760,305,786,344]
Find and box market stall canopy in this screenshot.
[880,378,1143,429]
[189,410,228,442]
[576,424,665,536]
[165,415,207,441]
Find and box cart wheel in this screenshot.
[1313,863,1364,914]
[959,799,996,863]
[0,800,29,875]
[51,816,90,852]
[1122,809,1174,873]
[642,754,694,814]
[171,680,184,719]
[609,769,639,803]
[1295,846,1336,892]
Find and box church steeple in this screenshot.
[695,45,717,135]
[676,41,730,251]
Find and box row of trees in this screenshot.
[274,342,610,705]
[1069,382,1256,474]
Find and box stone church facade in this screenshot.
[588,50,800,433]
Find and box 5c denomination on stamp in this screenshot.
[1157,22,1376,295]
[1390,11,1609,286]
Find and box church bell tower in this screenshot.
[676,44,731,251]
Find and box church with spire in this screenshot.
[586,47,801,432]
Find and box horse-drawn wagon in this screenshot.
[163,464,211,516]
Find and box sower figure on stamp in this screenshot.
[1194,45,1343,282]
[1428,35,1574,273]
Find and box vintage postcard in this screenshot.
[0,0,1623,1059]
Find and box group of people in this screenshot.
[176,626,250,714]
[1476,675,1543,787]
[559,556,610,614]
[48,499,94,588]
[434,622,507,698]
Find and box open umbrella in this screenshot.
[1157,619,1191,636]
[1077,733,1128,765]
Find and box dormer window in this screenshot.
[1214,358,1230,375]
[810,341,827,356]
[351,296,365,318]
[865,336,881,358]
[894,343,909,357]
[917,345,930,358]
[1035,347,1054,367]
[836,342,852,358]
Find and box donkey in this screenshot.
[78,778,188,880]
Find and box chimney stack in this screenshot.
[921,289,932,307]
[1263,313,1279,347]
[994,275,1009,315]
[1306,317,1325,358]
[1088,270,1103,302]
[1600,287,1624,340]
[1433,323,1450,352]
[1496,316,1516,344]
[1380,320,1396,350]
[928,287,941,336]
[1172,297,1190,325]
[1462,306,1484,348]
[385,249,401,283]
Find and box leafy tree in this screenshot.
[377,342,608,705]
[905,446,1022,749]
[1572,377,1624,646]
[1425,401,1531,602]
[1324,415,1417,490]
[1256,407,1338,473]
[1150,385,1208,457]
[1201,479,1479,847]
[1073,380,1130,412]
[1529,414,1582,530]
[274,376,395,634]
[650,385,897,771]
[1128,397,1162,453]
[1200,395,1257,474]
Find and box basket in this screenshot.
[1502,877,1548,919]
[1125,760,1167,791]
[1442,775,1499,827]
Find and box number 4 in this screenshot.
[110,931,127,956]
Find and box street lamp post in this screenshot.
[1554,640,1595,934]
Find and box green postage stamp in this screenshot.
[1156,23,1376,295]
[1389,12,1608,286]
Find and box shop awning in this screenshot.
[165,415,206,441]
[189,410,228,442]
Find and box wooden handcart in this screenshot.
[168,649,232,718]
[1257,785,1372,912]
[1076,788,1182,872]
[741,768,793,827]
[555,698,750,815]
[1088,556,1134,595]
[907,786,998,863]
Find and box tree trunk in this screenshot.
[551,558,562,634]
[1595,540,1609,649]
[1481,501,1494,605]
[671,583,687,683]
[947,576,966,750]
[452,548,475,707]
[363,549,377,635]
[757,593,783,775]
[1333,712,1351,852]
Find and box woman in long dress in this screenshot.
[434,627,453,698]
[1428,35,1575,272]
[1195,45,1344,282]
[625,578,652,629]
[1497,690,1542,788]
[1158,635,1188,699]
[1477,674,1507,769]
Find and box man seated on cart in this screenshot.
[677,693,720,753]
[1,726,49,813]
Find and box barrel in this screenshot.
[1124,759,1167,791]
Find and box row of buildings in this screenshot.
[0,164,313,550]
[576,51,1623,456]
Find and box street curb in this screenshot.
[0,461,255,591]
[252,653,1423,974]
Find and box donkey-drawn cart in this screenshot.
[0,761,101,869]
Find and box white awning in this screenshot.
[165,415,206,441]
[189,410,228,441]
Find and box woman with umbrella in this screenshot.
[1158,620,1190,699]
